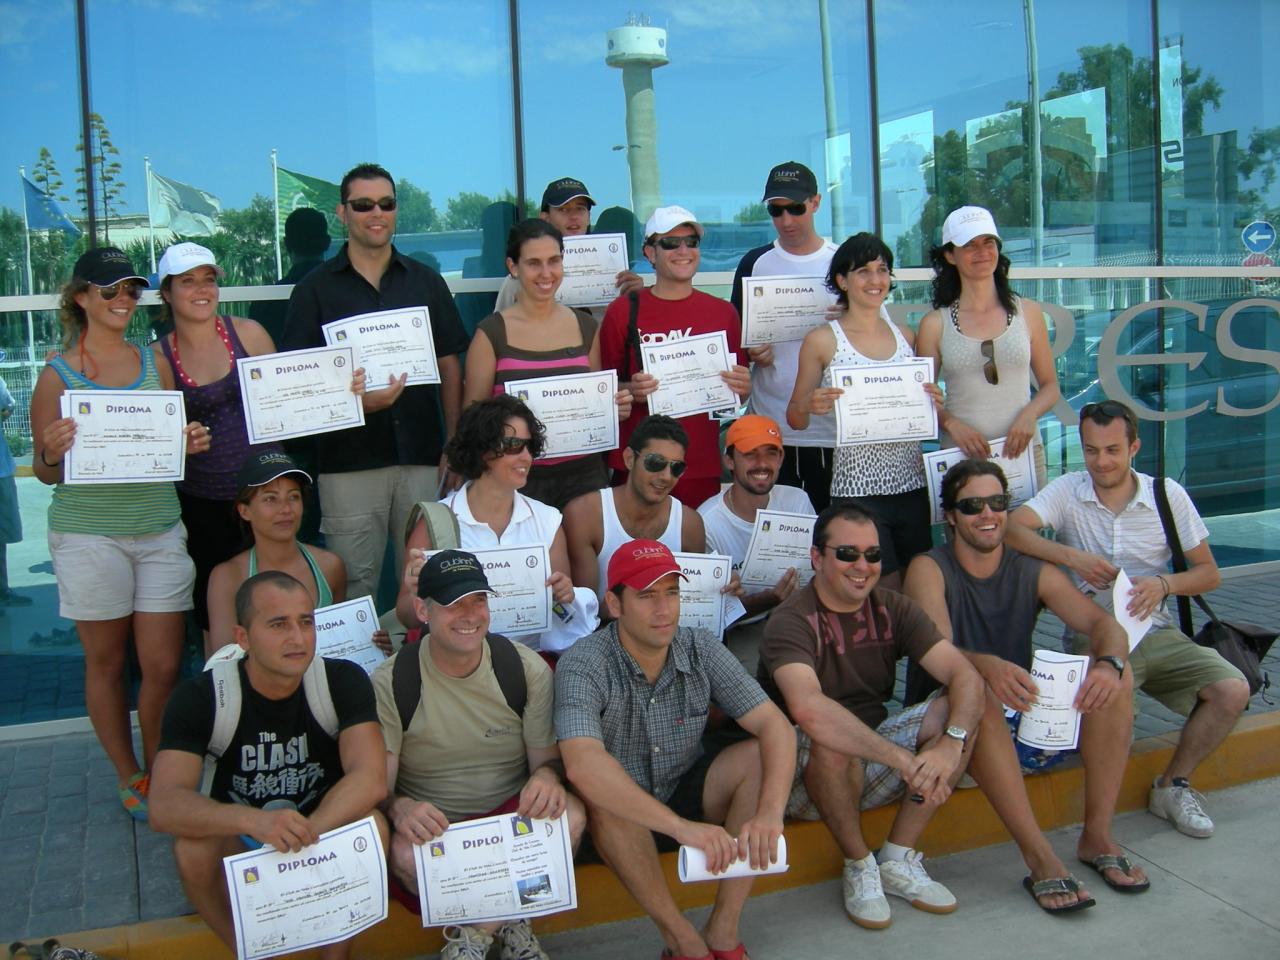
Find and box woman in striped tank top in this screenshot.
[30,248,212,822]
[463,219,631,509]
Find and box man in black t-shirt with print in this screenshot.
[150,571,387,960]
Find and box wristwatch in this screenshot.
[943,725,968,746]
[1096,655,1126,678]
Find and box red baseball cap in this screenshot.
[606,539,688,592]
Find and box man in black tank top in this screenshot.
[905,460,1151,901]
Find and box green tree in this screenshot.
[1237,125,1280,225]
[735,201,768,224]
[31,147,69,201]
[443,191,494,231]
[396,178,438,233]
[75,113,127,242]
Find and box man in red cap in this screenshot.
[555,540,796,960]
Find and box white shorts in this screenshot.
[49,523,195,621]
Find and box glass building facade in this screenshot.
[0,0,1276,729]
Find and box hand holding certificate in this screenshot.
[740,275,836,346]
[59,390,187,484]
[313,595,386,674]
[740,510,816,588]
[237,346,365,443]
[641,331,737,419]
[922,435,1039,524]
[830,358,937,446]
[557,233,629,307]
[322,307,441,389]
[504,370,619,458]
[1015,650,1091,751]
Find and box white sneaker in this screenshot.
[498,919,549,960]
[843,853,891,929]
[441,925,493,960]
[1149,777,1214,837]
[879,849,958,914]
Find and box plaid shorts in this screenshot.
[785,695,936,820]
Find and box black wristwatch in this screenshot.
[1096,655,1126,678]
[943,725,969,746]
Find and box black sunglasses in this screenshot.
[654,235,700,250]
[980,338,999,385]
[822,544,882,564]
[767,201,807,218]
[954,493,1011,515]
[95,282,143,302]
[498,436,531,456]
[641,452,687,477]
[345,197,397,213]
[1080,400,1136,422]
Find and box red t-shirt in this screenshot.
[599,288,746,481]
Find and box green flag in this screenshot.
[276,167,344,241]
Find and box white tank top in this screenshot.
[596,486,683,601]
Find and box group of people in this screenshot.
[28,160,1251,960]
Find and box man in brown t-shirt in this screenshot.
[760,502,1090,929]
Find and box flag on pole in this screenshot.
[21,176,80,234]
[149,169,221,235]
[276,166,345,241]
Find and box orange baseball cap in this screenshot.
[725,414,783,453]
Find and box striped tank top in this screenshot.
[47,344,182,536]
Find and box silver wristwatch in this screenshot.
[943,725,969,746]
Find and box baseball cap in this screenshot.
[607,539,688,592]
[725,414,783,454]
[237,451,313,491]
[541,177,595,209]
[158,242,226,285]
[644,205,705,241]
[941,206,1000,248]
[762,162,818,203]
[72,247,148,288]
[417,549,495,605]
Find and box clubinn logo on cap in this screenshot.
[439,557,477,572]
[631,545,667,560]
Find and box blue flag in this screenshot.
[22,176,81,235]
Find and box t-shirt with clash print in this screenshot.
[158,657,378,814]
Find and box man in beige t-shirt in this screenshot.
[373,550,585,960]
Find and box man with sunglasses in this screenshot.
[282,163,470,603]
[563,414,706,603]
[1003,401,1248,841]
[904,459,1142,903]
[758,503,987,928]
[729,162,839,511]
[599,205,751,507]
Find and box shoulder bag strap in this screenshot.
[1153,476,1218,635]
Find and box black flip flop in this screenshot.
[1078,854,1151,893]
[1023,875,1097,913]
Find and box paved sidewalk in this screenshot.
[0,567,1275,946]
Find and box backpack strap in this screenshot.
[203,661,243,795]
[391,633,527,733]
[302,657,340,739]
[405,499,461,550]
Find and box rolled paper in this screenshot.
[678,834,789,883]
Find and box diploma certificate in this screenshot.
[673,552,732,637]
[237,347,365,443]
[505,370,618,458]
[1015,650,1091,751]
[739,510,816,588]
[740,275,836,347]
[426,545,550,637]
[830,358,937,446]
[313,595,385,675]
[415,811,577,926]
[921,436,1039,524]
[557,233,629,307]
[59,389,186,484]
[322,307,441,388]
[642,331,737,419]
[224,815,387,960]
[1111,570,1151,653]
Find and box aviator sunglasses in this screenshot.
[821,544,882,564]
[95,282,143,302]
[953,493,1011,515]
[641,453,687,477]
[345,197,398,213]
[767,201,808,218]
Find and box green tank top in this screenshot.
[247,543,335,607]
[47,346,182,536]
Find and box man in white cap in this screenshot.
[729,162,840,510]
[599,205,752,507]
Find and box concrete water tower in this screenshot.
[606,14,668,222]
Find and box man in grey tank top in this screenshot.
[905,459,1152,902]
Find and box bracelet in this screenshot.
[1156,574,1171,598]
[39,449,60,468]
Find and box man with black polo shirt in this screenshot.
[730,162,839,511]
[282,163,469,602]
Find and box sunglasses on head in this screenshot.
[95,282,143,302]
[345,197,397,213]
[1080,400,1135,422]
[653,235,700,251]
[641,452,687,477]
[498,436,531,456]
[767,201,807,218]
[953,493,1011,515]
[822,544,882,564]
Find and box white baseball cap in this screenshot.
[644,205,705,241]
[941,206,1000,247]
[158,242,225,285]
